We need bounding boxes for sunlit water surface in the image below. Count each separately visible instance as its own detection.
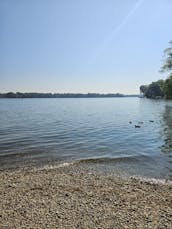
[0,98,172,180]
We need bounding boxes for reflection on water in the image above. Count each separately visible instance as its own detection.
[161,105,172,155]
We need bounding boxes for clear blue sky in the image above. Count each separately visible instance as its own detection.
[1,0,172,94]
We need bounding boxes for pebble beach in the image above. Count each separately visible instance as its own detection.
[0,164,172,229]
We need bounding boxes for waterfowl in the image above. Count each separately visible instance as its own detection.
[149,120,154,123]
[138,121,144,124]
[135,125,141,128]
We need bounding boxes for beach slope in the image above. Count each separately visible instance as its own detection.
[0,164,172,228]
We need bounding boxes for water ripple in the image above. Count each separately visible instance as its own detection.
[0,98,172,179]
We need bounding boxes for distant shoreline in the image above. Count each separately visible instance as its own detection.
[0,92,139,99]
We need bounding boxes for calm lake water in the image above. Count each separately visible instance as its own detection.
[0,98,172,180]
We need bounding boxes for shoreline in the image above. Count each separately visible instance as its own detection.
[0,163,172,228]
[1,160,171,185]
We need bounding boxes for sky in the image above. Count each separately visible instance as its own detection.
[1,0,172,94]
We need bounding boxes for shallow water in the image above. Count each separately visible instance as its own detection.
[0,98,172,180]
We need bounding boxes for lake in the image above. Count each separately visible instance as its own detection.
[0,98,172,180]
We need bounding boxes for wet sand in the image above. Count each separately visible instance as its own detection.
[0,164,172,228]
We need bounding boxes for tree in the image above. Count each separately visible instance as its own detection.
[140,40,172,99]
[145,81,164,99]
[6,92,16,98]
[160,41,172,99]
[163,75,172,99]
[140,85,148,95]
[160,40,172,74]
[140,80,164,99]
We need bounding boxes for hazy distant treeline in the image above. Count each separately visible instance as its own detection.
[0,92,138,98]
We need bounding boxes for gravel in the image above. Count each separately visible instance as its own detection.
[0,164,172,228]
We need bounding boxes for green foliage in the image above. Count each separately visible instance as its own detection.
[140,81,164,99]
[0,92,127,98]
[160,41,172,73]
[140,40,172,99]
[160,40,172,99]
[163,75,172,99]
[140,85,148,94]
[146,82,164,99]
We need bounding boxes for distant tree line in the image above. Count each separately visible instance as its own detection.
[140,41,172,99]
[0,92,133,99]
